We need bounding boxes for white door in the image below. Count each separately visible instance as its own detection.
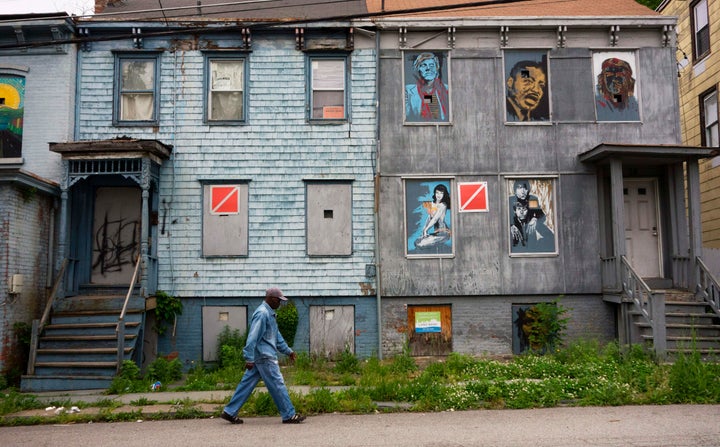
[624,179,661,278]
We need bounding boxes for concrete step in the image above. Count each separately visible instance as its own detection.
[20,375,113,392]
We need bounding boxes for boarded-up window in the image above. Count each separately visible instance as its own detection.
[0,75,25,158]
[306,182,352,256]
[203,183,249,256]
[202,306,247,361]
[309,305,354,358]
[310,58,346,120]
[407,305,452,356]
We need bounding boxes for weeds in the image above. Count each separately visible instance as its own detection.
[2,340,719,426]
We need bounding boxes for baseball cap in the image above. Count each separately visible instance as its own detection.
[266,287,287,301]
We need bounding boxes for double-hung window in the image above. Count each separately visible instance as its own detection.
[702,88,718,148]
[114,53,159,125]
[691,0,711,61]
[206,55,246,123]
[309,56,347,121]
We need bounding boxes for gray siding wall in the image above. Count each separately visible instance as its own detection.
[378,29,681,299]
[377,25,678,357]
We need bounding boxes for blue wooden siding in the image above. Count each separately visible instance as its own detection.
[76,30,378,359]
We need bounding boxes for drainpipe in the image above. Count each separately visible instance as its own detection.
[373,27,383,360]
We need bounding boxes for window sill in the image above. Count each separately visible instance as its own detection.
[0,157,23,166]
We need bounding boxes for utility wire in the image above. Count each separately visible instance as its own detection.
[0,0,531,50]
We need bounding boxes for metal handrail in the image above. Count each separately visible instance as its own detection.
[116,255,141,371]
[28,258,68,375]
[695,257,720,317]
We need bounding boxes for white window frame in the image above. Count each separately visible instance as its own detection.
[703,89,718,148]
[308,55,347,121]
[205,55,247,124]
[692,0,711,61]
[114,53,160,126]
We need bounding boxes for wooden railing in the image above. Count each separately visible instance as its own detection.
[116,255,141,372]
[601,256,620,292]
[620,256,666,357]
[696,257,720,317]
[27,259,68,375]
[672,255,691,290]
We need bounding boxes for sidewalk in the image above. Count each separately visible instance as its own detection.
[3,386,360,422]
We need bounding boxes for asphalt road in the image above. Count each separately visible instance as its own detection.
[2,404,719,447]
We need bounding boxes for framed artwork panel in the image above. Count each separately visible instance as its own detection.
[503,50,550,123]
[404,178,454,258]
[403,50,451,124]
[507,177,557,256]
[593,51,640,121]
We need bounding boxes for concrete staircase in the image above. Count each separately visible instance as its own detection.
[632,289,720,359]
[21,288,145,392]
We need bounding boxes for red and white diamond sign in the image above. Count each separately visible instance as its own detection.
[458,182,488,213]
[210,186,240,215]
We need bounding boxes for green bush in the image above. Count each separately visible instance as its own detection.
[522,298,569,353]
[154,290,183,335]
[148,357,183,384]
[216,326,247,368]
[108,360,146,394]
[277,301,299,347]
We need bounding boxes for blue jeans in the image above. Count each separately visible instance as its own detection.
[223,359,296,420]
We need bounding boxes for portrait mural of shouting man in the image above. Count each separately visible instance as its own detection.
[504,50,550,122]
[593,51,640,121]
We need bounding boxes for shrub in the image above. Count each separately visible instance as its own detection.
[154,290,183,335]
[148,357,183,384]
[276,301,299,347]
[522,298,569,353]
[216,326,247,368]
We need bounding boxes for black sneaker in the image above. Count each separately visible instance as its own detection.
[220,411,243,424]
[282,414,306,424]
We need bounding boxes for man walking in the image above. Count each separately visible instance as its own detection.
[220,287,306,424]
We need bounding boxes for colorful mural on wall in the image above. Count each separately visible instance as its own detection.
[593,51,640,121]
[403,51,450,123]
[0,76,25,158]
[504,50,550,122]
[507,178,557,255]
[405,178,453,257]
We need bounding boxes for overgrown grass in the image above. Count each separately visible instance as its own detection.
[2,340,719,425]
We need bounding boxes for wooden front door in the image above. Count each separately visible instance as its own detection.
[91,187,141,284]
[624,179,662,278]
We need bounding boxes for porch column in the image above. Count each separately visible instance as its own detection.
[610,158,626,287]
[687,159,702,289]
[57,160,69,299]
[140,158,150,297]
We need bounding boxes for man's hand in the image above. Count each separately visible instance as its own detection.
[245,362,255,370]
[289,352,297,363]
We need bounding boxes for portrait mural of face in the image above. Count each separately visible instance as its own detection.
[507,178,557,255]
[593,51,640,121]
[405,179,453,257]
[504,50,550,122]
[404,51,450,123]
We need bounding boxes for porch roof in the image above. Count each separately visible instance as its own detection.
[49,138,173,162]
[578,143,718,165]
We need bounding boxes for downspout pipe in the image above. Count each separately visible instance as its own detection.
[373,26,383,360]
